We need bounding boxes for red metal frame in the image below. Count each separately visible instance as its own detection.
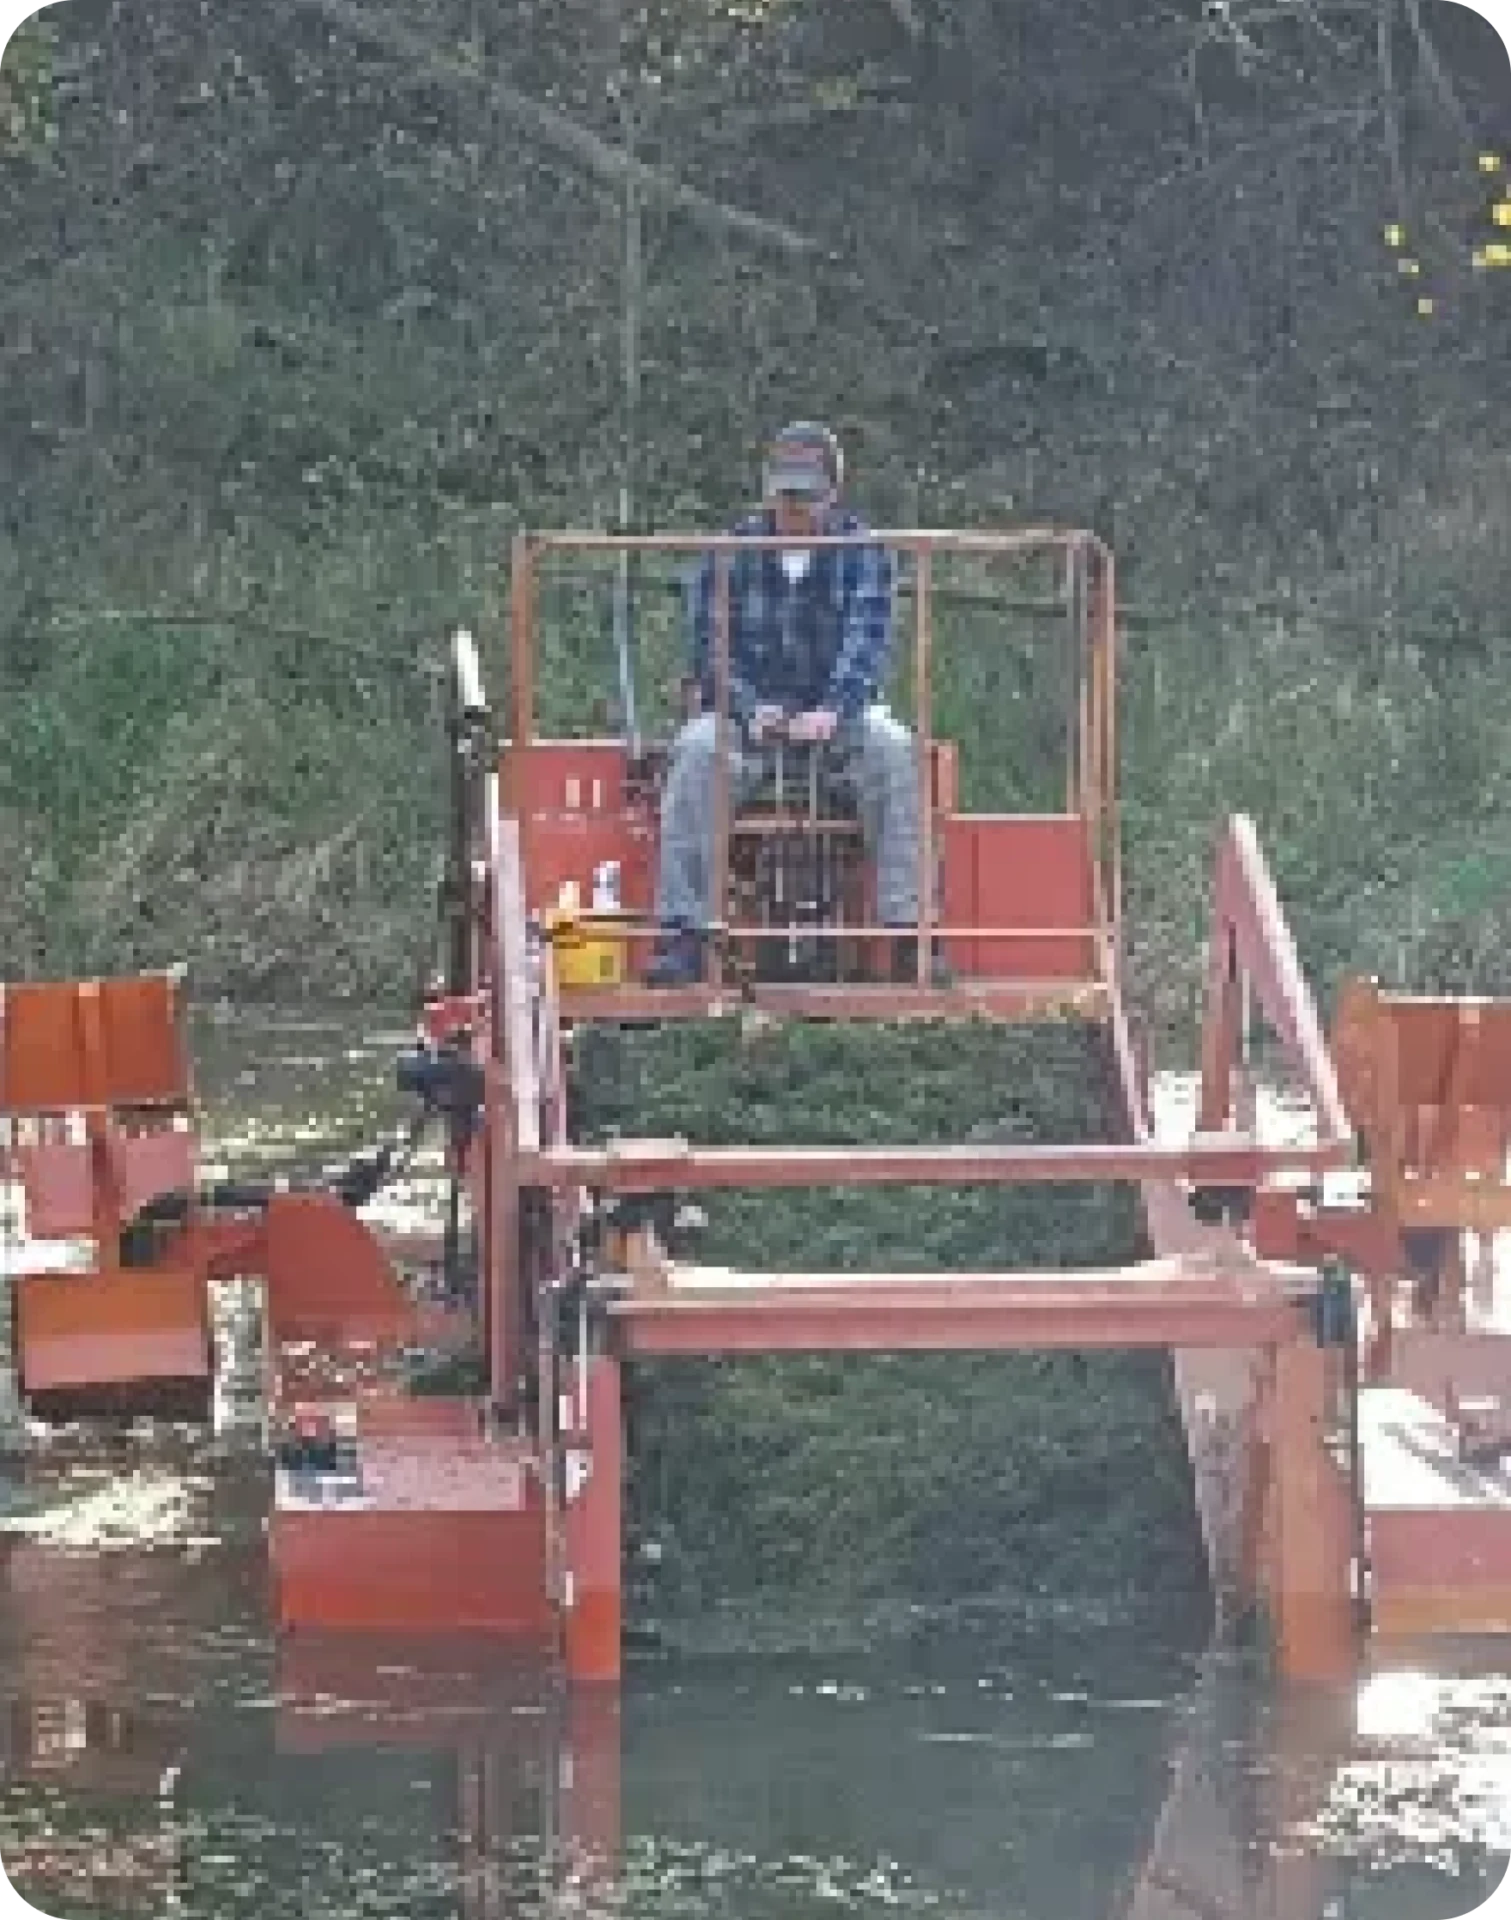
[445,538,1369,1686]
[0,538,1342,1683]
[1197,815,1351,1150]
[527,1136,1342,1193]
[504,529,1120,1007]
[1,973,423,1414]
[23,524,1511,1691]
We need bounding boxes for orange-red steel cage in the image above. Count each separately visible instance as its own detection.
[21,519,1511,1688]
[497,527,1120,1019]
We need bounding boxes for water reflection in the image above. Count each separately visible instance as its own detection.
[2,1011,1511,1917]
[5,1488,1508,1920]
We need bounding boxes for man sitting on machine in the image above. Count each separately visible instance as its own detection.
[645,420,948,987]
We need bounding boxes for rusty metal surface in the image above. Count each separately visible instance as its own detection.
[1337,984,1511,1115]
[1332,978,1511,1258]
[611,1262,1308,1356]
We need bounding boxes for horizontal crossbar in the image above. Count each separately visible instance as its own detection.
[529,1137,1344,1193]
[610,1259,1310,1354]
[555,979,1110,1024]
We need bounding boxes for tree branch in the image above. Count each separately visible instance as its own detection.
[1376,0,1410,221]
[297,0,818,260]
[1401,0,1474,141]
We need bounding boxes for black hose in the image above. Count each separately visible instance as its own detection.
[116,1108,435,1264]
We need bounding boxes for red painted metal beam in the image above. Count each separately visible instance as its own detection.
[1201,816,1352,1148]
[529,528,1103,558]
[530,1136,1344,1194]
[611,1261,1309,1355]
[555,980,1109,1025]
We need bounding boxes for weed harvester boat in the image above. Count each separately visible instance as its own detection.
[7,526,1511,1680]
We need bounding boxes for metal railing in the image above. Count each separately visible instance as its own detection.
[504,528,1120,988]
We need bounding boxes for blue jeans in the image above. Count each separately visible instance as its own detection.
[654,706,921,928]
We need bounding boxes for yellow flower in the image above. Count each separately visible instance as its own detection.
[1384,222,1406,246]
[1398,257,1420,274]
[1417,296,1435,314]
[1494,201,1511,227]
[1480,153,1503,173]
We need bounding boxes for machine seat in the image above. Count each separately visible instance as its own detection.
[725,740,868,984]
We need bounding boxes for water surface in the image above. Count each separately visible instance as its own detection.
[2,1011,1508,1919]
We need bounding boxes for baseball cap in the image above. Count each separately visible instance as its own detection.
[763,421,841,500]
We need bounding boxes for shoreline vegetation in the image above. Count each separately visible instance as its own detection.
[3,0,1508,1626]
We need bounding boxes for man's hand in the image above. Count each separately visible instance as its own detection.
[748,703,787,742]
[786,707,838,744]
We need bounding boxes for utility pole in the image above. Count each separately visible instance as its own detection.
[611,83,643,758]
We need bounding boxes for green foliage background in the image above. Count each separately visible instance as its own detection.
[573,1020,1209,1627]
[2,0,1509,1621]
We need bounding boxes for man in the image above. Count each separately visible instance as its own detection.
[646,421,948,987]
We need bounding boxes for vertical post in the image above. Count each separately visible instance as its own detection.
[913,542,933,985]
[1063,542,1081,814]
[1081,541,1105,901]
[1197,924,1240,1136]
[508,534,535,811]
[1375,996,1405,1373]
[1270,1335,1358,1683]
[77,984,122,1257]
[1098,546,1121,973]
[709,552,731,989]
[1074,539,1093,830]
[481,1055,508,1404]
[538,1206,563,1645]
[613,92,643,761]
[446,628,486,998]
[1337,1263,1368,1637]
[563,1352,623,1684]
[487,803,537,1416]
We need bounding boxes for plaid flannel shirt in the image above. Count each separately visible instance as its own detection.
[686,507,893,726]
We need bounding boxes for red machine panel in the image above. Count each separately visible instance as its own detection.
[12,1266,211,1397]
[510,739,967,928]
[1,975,188,1113]
[513,741,655,916]
[270,1397,552,1636]
[262,1190,420,1347]
[273,1507,551,1635]
[940,814,1101,981]
[1382,1002,1511,1109]
[17,1131,196,1240]
[1370,1506,1511,1637]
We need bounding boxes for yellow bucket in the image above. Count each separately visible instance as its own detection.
[544,910,625,988]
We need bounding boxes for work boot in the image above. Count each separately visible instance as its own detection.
[890,934,955,988]
[644,928,706,988]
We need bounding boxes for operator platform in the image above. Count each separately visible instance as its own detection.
[646,420,949,990]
